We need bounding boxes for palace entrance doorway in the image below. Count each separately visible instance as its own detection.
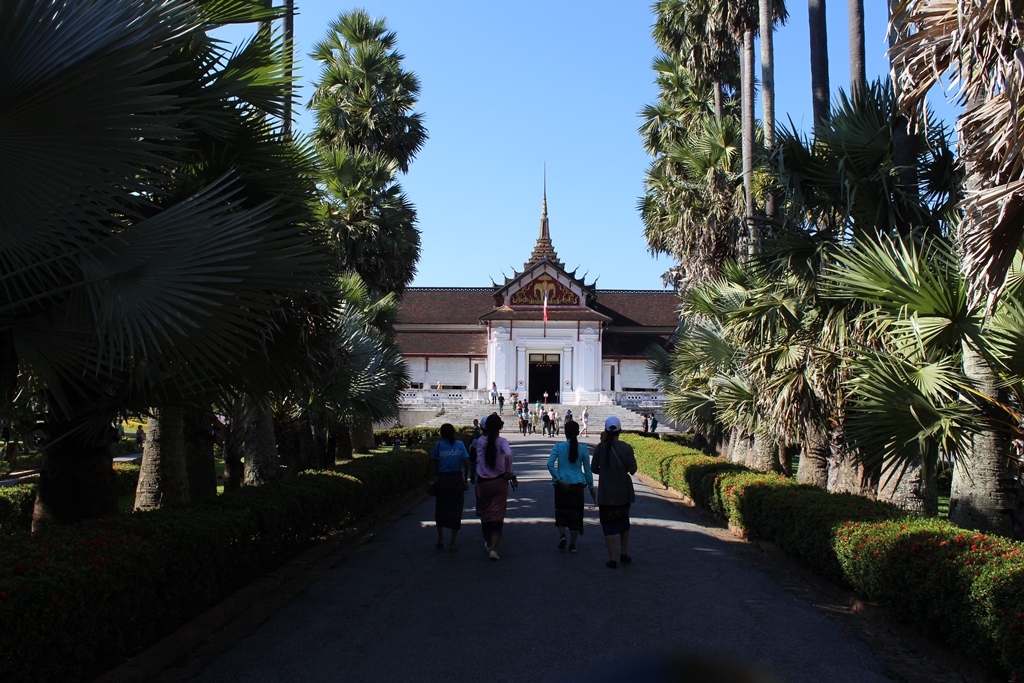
[528,353,560,403]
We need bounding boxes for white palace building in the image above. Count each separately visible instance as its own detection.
[395,193,679,410]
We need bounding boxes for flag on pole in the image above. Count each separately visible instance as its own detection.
[543,289,549,322]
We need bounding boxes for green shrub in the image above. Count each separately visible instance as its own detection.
[835,519,1024,675]
[0,484,35,533]
[374,426,473,450]
[0,449,431,682]
[624,433,1024,678]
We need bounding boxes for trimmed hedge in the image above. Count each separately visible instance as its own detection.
[0,450,431,682]
[374,425,474,450]
[623,433,1024,678]
[0,463,140,535]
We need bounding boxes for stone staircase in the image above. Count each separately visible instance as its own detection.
[413,401,674,434]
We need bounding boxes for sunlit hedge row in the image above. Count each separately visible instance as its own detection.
[0,451,431,682]
[623,433,1024,679]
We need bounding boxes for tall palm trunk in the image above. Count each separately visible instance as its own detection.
[135,406,189,511]
[243,395,279,485]
[183,408,217,501]
[746,435,779,472]
[951,345,1016,535]
[760,0,779,219]
[797,426,830,487]
[888,1,917,236]
[742,29,757,254]
[32,405,118,529]
[730,429,750,464]
[282,0,294,135]
[808,0,830,131]
[352,418,376,454]
[848,0,866,93]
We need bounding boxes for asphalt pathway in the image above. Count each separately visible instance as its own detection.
[188,431,896,683]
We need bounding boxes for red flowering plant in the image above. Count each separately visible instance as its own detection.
[967,549,1024,677]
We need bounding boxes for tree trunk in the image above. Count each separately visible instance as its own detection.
[282,0,294,135]
[848,0,866,93]
[808,0,830,132]
[887,2,918,237]
[713,78,723,120]
[337,426,353,461]
[760,0,779,219]
[243,396,278,485]
[951,345,1016,535]
[746,435,778,473]
[222,420,244,493]
[135,407,189,511]
[797,427,830,488]
[730,430,750,464]
[878,454,936,516]
[352,418,375,454]
[830,441,877,498]
[183,408,217,501]
[742,29,757,254]
[32,414,118,530]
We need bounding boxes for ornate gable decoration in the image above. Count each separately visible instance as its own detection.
[509,273,579,306]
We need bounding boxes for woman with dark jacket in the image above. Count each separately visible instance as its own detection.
[590,416,637,568]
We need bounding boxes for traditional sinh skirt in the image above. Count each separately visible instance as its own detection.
[598,504,631,536]
[553,483,585,533]
[476,475,509,537]
[434,472,466,530]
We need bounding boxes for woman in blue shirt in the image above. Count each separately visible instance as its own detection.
[546,420,595,552]
[431,423,470,552]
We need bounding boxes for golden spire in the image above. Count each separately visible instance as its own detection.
[526,167,563,269]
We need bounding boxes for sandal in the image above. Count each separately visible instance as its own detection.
[605,560,617,569]
[620,554,632,565]
[435,542,445,550]
[558,536,567,550]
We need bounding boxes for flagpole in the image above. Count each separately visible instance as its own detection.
[543,289,548,337]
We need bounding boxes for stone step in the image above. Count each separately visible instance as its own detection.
[409,402,675,433]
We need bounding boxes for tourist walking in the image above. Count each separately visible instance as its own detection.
[581,406,590,436]
[475,413,517,561]
[591,416,637,569]
[641,413,649,433]
[430,423,470,552]
[531,408,539,435]
[650,413,659,433]
[491,382,498,405]
[546,420,595,553]
[542,409,551,437]
[497,393,505,414]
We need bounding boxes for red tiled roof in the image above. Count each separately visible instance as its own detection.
[395,331,487,356]
[602,331,673,357]
[590,290,680,327]
[479,306,612,322]
[397,288,495,325]
[398,288,679,329]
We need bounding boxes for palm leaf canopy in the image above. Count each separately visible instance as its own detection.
[0,0,333,415]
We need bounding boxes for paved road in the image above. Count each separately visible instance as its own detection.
[189,432,895,683]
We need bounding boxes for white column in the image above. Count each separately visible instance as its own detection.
[562,346,573,398]
[516,346,527,396]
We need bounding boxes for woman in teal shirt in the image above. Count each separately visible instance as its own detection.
[546,420,595,552]
[431,423,470,552]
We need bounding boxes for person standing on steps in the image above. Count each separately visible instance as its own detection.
[580,406,590,436]
[546,420,595,553]
[650,413,658,433]
[430,423,470,552]
[475,413,517,561]
[491,382,498,405]
[497,393,505,414]
[591,416,637,569]
[641,413,649,433]
[531,407,539,435]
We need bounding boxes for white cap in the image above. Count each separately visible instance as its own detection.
[605,416,621,432]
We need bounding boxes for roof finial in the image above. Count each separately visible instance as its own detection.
[539,164,549,240]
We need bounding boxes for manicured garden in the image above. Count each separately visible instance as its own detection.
[0,449,432,682]
[623,433,1024,680]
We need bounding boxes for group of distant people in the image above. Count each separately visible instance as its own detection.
[640,412,659,433]
[429,412,636,568]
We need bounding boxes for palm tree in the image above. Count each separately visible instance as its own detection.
[309,9,427,173]
[888,1,1024,533]
[1,0,333,525]
[759,0,788,219]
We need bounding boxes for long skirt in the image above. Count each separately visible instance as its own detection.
[434,472,466,530]
[598,504,631,536]
[554,483,585,533]
[476,475,509,537]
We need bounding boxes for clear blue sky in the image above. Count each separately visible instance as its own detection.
[222,1,962,291]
